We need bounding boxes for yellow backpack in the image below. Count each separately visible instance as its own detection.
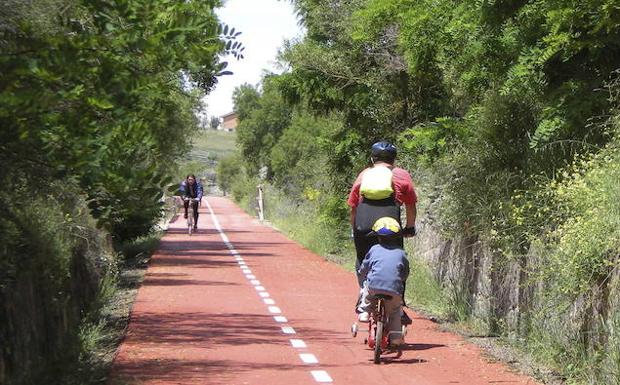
[360,166,394,200]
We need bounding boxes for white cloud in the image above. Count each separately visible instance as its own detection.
[204,0,304,119]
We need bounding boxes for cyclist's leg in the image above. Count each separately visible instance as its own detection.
[192,201,199,227]
[357,281,371,314]
[385,295,403,338]
[353,230,377,287]
[183,199,189,218]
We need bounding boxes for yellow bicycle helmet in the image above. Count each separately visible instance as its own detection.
[371,217,401,236]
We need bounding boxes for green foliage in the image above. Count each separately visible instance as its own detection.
[234,78,293,174]
[231,1,620,382]
[262,184,352,264]
[402,253,449,318]
[398,117,470,166]
[0,182,115,385]
[270,112,336,193]
[1,0,235,383]
[1,0,228,241]
[533,135,620,298]
[216,153,245,196]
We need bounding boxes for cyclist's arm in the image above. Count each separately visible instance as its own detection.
[178,182,187,197]
[197,183,204,201]
[405,203,416,228]
[347,172,363,224]
[401,257,410,281]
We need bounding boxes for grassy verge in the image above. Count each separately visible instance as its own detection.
[63,232,161,385]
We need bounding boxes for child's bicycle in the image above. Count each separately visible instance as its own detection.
[351,294,407,364]
[184,197,199,235]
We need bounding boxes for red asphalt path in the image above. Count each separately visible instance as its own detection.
[109,196,543,385]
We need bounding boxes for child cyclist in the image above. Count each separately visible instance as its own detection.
[357,217,410,345]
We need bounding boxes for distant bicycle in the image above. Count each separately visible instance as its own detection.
[351,294,406,364]
[184,197,200,235]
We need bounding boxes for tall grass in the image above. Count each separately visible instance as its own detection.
[262,185,353,266]
[403,253,450,318]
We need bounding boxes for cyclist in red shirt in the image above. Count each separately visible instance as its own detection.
[348,141,417,286]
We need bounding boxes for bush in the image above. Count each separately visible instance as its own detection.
[0,181,115,385]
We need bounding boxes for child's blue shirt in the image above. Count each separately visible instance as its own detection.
[358,243,409,296]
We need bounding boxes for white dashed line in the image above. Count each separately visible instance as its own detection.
[311,370,333,383]
[300,353,319,364]
[205,199,332,384]
[268,306,281,314]
[290,339,307,348]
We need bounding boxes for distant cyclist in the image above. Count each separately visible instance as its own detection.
[179,174,203,230]
[348,141,417,286]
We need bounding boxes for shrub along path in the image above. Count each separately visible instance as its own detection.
[108,196,542,385]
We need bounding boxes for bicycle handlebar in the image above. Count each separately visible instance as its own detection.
[402,227,416,237]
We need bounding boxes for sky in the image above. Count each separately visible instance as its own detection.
[203,0,304,121]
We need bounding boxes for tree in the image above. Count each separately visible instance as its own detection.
[210,116,221,130]
[234,77,293,175]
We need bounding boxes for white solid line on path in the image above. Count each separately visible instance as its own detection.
[268,306,282,314]
[259,292,270,298]
[290,339,307,348]
[274,316,287,323]
[246,274,256,279]
[281,326,296,334]
[311,370,333,383]
[264,298,276,305]
[255,286,266,291]
[250,279,261,285]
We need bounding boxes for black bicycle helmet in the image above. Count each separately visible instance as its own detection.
[370,141,397,163]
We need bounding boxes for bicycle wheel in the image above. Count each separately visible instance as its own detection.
[374,320,383,364]
[188,215,193,235]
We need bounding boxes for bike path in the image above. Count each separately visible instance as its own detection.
[109,196,542,385]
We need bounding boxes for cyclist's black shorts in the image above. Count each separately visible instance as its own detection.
[353,196,402,263]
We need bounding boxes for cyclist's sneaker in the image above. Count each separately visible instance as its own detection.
[193,224,197,230]
[401,312,412,325]
[358,312,369,323]
[184,212,188,219]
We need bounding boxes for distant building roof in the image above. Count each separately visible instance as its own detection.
[221,111,237,119]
